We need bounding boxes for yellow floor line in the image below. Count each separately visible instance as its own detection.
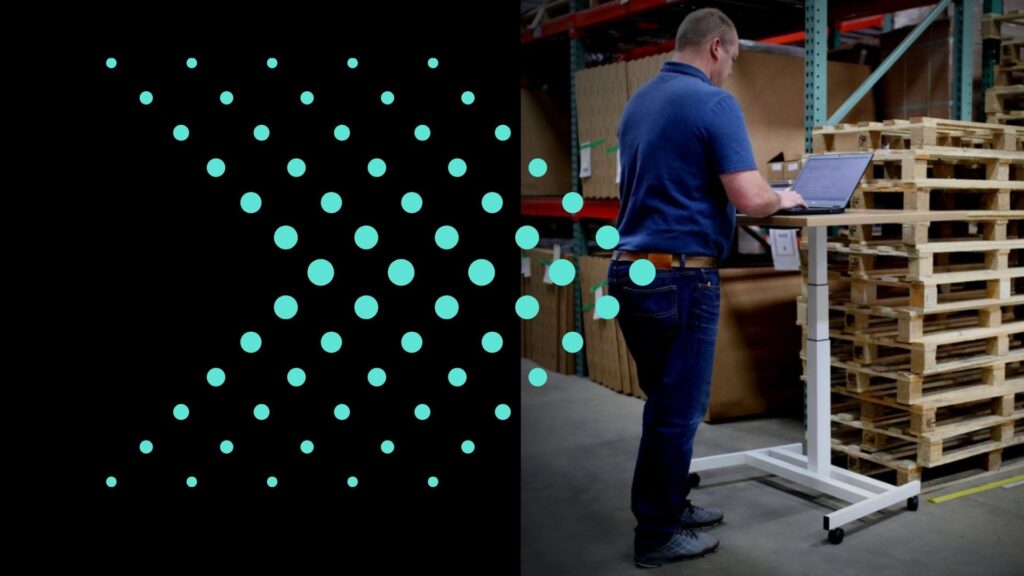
[928,474,1024,504]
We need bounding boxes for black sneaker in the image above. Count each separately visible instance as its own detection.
[679,503,724,529]
[634,528,719,568]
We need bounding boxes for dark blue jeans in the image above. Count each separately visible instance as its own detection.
[607,261,721,553]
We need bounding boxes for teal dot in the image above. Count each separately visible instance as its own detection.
[274,225,298,250]
[528,367,548,387]
[173,125,190,141]
[562,331,584,354]
[139,440,154,454]
[253,404,270,420]
[334,404,351,420]
[629,260,656,286]
[288,158,306,177]
[139,91,153,105]
[495,125,511,141]
[106,476,117,488]
[186,476,198,488]
[240,192,262,214]
[367,158,387,177]
[347,57,358,69]
[562,192,584,214]
[300,440,314,454]
[516,296,540,320]
[287,368,307,387]
[347,476,359,488]
[267,57,278,69]
[307,259,335,286]
[448,368,467,387]
[354,226,379,249]
[300,91,314,105]
[206,368,226,387]
[173,403,190,420]
[321,331,343,353]
[207,158,226,178]
[482,332,503,353]
[528,158,548,178]
[448,158,467,177]
[254,124,270,141]
[334,124,351,141]
[186,57,198,69]
[481,192,503,213]
[402,332,423,353]
[240,331,262,353]
[435,226,459,250]
[381,440,395,454]
[549,260,576,287]
[516,225,539,250]
[427,57,439,69]
[402,192,423,213]
[105,57,117,69]
[461,440,476,454]
[274,295,298,320]
[461,91,476,105]
[435,295,459,320]
[321,192,342,213]
[414,404,431,420]
[495,404,512,421]
[468,259,495,286]
[596,295,620,320]
[381,91,395,105]
[367,368,387,387]
[596,226,620,250]
[267,476,279,488]
[220,91,234,105]
[388,259,415,286]
[414,125,431,141]
[427,476,439,488]
[355,295,379,320]
[220,440,234,454]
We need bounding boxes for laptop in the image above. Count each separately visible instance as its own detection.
[773,152,874,215]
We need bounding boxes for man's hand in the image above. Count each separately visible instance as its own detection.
[776,190,807,211]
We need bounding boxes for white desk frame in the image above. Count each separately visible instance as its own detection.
[691,210,977,541]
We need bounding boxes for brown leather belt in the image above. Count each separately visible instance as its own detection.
[612,250,718,270]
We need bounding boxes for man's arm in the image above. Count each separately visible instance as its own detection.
[721,170,806,217]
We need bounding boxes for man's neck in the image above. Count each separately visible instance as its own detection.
[670,51,712,81]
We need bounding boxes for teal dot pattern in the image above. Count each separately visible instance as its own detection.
[101,54,524,493]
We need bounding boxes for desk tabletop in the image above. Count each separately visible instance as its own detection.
[738,209,984,227]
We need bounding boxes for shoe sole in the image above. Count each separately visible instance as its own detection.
[681,518,723,530]
[634,541,720,569]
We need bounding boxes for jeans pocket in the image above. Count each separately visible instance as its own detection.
[620,284,679,337]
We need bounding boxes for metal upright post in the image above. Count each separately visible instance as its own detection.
[982,1,1004,105]
[805,0,827,154]
[570,0,588,377]
[952,0,975,120]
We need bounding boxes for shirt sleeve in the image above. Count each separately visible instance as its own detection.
[705,93,758,175]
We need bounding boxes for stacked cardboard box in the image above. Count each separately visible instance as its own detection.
[523,248,576,375]
[575,62,628,199]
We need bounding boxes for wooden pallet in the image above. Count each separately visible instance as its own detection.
[981,11,1024,40]
[985,85,1024,115]
[988,111,1024,126]
[995,62,1024,87]
[1002,38,1023,66]
[813,118,1023,154]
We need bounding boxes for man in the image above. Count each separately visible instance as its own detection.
[607,8,806,568]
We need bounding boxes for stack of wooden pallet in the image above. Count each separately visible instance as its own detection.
[983,10,1023,126]
[805,118,1024,486]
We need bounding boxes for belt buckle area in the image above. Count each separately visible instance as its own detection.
[648,252,673,270]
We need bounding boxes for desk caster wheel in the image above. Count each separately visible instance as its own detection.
[907,496,919,511]
[828,528,844,545]
[689,472,701,488]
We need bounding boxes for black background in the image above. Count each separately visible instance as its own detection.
[12,5,519,570]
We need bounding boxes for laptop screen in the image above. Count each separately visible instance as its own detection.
[792,153,873,205]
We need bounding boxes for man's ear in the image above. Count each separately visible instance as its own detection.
[709,37,721,60]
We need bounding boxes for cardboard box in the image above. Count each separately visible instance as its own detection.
[522,88,572,197]
[706,267,804,421]
[524,248,576,374]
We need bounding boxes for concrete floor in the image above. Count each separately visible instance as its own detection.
[521,358,1024,576]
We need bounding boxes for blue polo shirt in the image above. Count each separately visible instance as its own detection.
[616,61,757,261]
